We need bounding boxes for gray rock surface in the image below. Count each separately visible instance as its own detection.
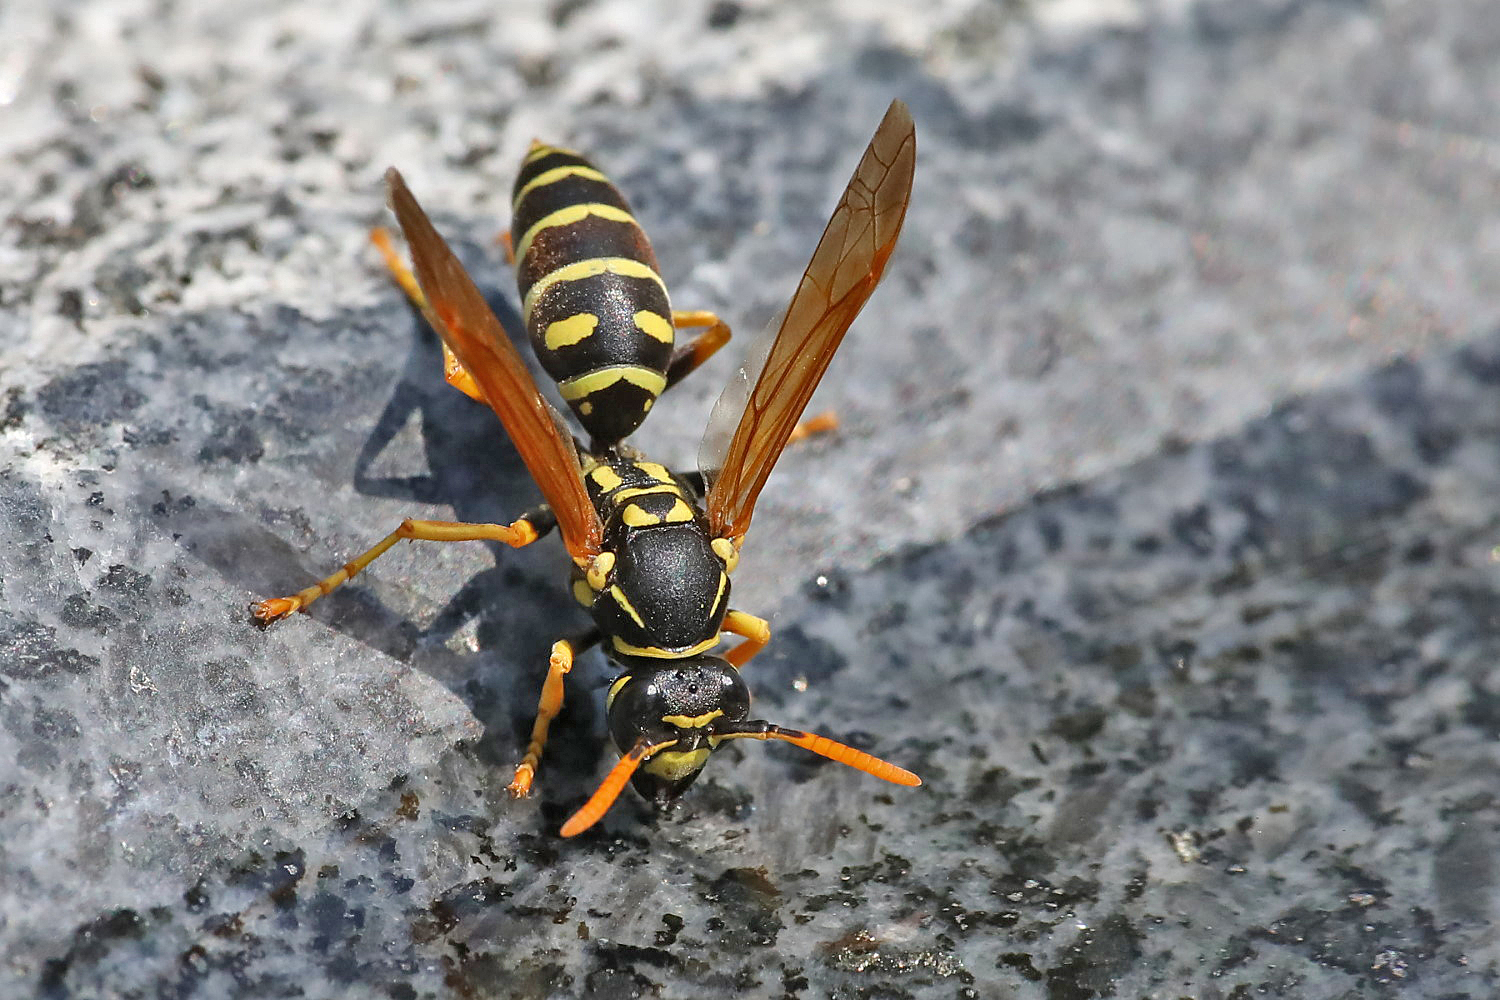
[2,0,1498,996]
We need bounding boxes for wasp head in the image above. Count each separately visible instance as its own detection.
[558,654,921,838]
[604,655,749,806]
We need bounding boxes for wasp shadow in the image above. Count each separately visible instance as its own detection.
[342,280,606,785]
[159,265,608,802]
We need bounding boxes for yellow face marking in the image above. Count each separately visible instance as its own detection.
[606,674,632,709]
[665,498,694,523]
[512,165,609,210]
[661,709,723,729]
[522,258,667,325]
[635,462,673,483]
[632,310,674,344]
[610,635,719,659]
[711,537,740,573]
[621,504,661,528]
[609,586,645,627]
[515,203,638,264]
[572,578,595,609]
[579,401,593,415]
[643,747,711,783]
[557,365,667,402]
[586,552,615,590]
[542,312,600,351]
[589,465,625,492]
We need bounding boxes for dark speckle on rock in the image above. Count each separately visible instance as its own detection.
[197,411,266,464]
[0,618,100,681]
[37,361,146,434]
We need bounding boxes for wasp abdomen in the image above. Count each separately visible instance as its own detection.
[512,144,674,443]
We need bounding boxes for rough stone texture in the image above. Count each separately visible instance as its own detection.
[2,0,1498,997]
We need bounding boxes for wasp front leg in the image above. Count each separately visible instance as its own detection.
[509,629,602,797]
[722,609,771,668]
[253,506,556,624]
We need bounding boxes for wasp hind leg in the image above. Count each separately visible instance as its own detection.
[664,311,732,389]
[665,310,835,440]
[786,409,838,443]
[509,629,603,797]
[370,227,487,402]
[252,506,556,624]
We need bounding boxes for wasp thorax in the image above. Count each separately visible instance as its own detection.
[591,525,730,654]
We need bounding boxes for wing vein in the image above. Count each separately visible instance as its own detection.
[702,100,916,540]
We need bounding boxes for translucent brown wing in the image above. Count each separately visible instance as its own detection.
[700,100,916,540]
[386,168,603,558]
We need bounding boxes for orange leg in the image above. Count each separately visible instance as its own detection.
[665,310,733,389]
[722,609,770,668]
[371,227,485,401]
[253,514,548,624]
[508,631,600,796]
[786,409,839,444]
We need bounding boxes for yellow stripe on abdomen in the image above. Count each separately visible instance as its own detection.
[512,165,610,208]
[633,310,674,344]
[514,202,640,264]
[557,365,667,402]
[522,257,668,326]
[542,313,600,350]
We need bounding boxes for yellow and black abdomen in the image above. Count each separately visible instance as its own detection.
[511,144,674,444]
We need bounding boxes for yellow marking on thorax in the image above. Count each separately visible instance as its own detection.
[512,165,609,209]
[711,537,740,573]
[572,578,595,608]
[635,462,673,483]
[611,635,719,658]
[609,586,645,627]
[543,313,600,350]
[633,310,674,344]
[558,365,666,402]
[662,709,723,729]
[664,498,694,523]
[606,674,632,709]
[522,258,667,325]
[712,571,727,611]
[621,504,660,528]
[584,551,615,590]
[515,203,638,264]
[589,465,625,492]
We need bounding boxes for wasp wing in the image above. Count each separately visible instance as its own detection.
[699,100,915,540]
[386,168,603,558]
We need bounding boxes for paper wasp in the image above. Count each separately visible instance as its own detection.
[254,100,920,836]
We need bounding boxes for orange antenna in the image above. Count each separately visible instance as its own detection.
[560,738,678,838]
[717,723,921,786]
